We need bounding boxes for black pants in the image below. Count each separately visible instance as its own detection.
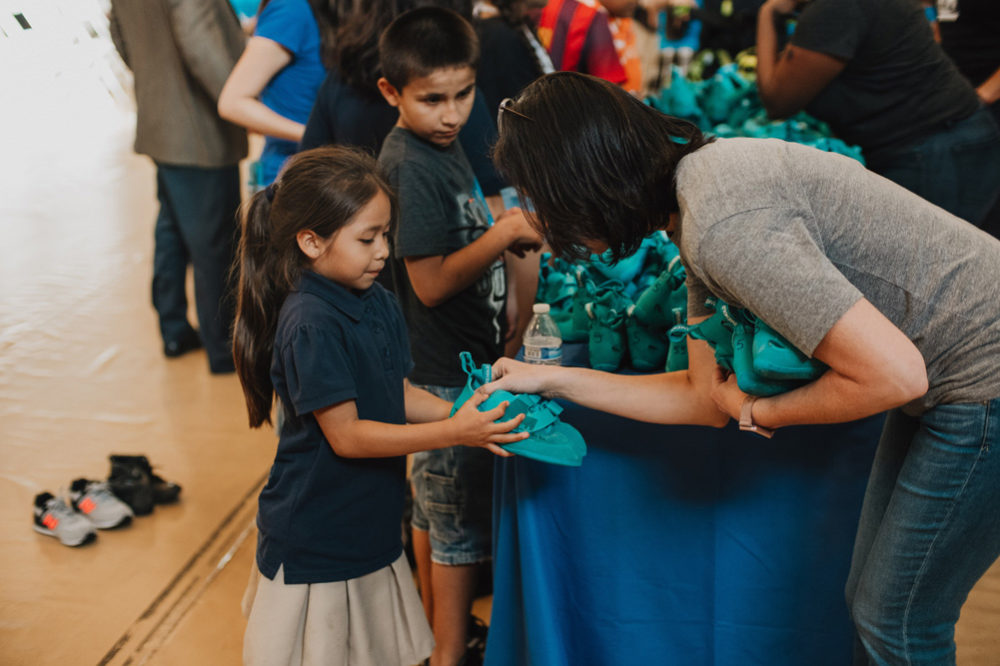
[153,162,240,373]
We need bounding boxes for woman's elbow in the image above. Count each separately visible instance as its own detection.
[885,356,929,407]
[217,95,234,122]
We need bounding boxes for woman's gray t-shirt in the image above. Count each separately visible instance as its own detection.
[673,138,1000,414]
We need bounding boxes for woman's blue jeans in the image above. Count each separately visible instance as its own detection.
[845,398,1000,664]
[866,106,1000,230]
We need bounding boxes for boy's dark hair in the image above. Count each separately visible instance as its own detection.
[492,72,714,261]
[232,146,396,428]
[378,6,480,90]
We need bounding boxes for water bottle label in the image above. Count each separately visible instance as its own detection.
[524,345,563,363]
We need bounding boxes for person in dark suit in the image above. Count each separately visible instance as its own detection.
[109,0,248,373]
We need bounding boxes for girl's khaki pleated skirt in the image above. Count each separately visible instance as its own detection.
[241,554,434,666]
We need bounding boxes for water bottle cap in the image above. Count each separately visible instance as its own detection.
[532,303,550,314]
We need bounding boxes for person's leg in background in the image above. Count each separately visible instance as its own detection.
[409,384,494,666]
[847,399,1000,665]
[869,107,1000,236]
[156,163,242,373]
[152,163,200,356]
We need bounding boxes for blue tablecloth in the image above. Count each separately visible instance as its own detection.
[486,345,884,665]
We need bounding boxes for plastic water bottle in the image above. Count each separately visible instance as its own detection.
[523,303,563,365]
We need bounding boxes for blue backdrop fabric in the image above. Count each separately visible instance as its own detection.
[486,345,883,665]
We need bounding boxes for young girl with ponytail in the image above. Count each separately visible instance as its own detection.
[232,146,525,666]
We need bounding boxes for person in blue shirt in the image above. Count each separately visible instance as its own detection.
[219,0,337,187]
[232,146,526,666]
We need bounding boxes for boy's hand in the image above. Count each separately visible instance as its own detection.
[450,391,526,456]
[496,208,543,257]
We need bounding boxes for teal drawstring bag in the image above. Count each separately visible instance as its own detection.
[450,352,587,466]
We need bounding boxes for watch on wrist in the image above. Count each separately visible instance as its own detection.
[739,395,774,438]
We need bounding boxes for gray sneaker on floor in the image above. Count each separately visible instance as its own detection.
[33,492,97,546]
[68,479,134,529]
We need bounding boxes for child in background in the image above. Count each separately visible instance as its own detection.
[232,146,527,666]
[375,8,543,666]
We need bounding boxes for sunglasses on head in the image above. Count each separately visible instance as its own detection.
[497,97,533,127]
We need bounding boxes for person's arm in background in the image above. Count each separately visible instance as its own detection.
[503,248,542,358]
[168,0,246,100]
[976,65,1000,106]
[755,0,846,118]
[108,5,129,68]
[218,36,303,141]
[709,299,927,429]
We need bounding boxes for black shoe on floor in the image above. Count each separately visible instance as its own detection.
[164,328,202,358]
[110,454,181,505]
[107,465,155,516]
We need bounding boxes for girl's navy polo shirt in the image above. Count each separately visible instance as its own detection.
[257,271,414,584]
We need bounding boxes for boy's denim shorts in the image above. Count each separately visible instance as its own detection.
[410,384,494,566]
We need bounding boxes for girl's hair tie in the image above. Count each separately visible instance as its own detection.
[264,183,277,202]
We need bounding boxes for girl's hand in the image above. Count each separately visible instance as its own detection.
[709,365,744,422]
[450,391,525,456]
[483,357,560,397]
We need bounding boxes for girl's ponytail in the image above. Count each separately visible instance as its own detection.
[233,189,291,428]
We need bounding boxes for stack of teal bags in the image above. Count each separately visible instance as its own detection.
[535,232,690,373]
[673,297,827,397]
[535,234,828,397]
[647,61,865,164]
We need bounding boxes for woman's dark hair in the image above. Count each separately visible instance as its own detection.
[232,146,396,428]
[379,6,480,90]
[334,0,411,96]
[492,72,713,261]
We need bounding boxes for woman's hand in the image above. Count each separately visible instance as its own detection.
[449,391,524,456]
[709,366,745,422]
[483,357,562,398]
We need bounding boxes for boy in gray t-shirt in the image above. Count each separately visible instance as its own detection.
[375,9,542,665]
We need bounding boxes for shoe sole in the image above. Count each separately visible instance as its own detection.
[87,514,133,529]
[33,524,97,547]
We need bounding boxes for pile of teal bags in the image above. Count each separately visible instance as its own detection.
[647,62,865,164]
[674,297,827,396]
[535,237,828,397]
[535,233,689,373]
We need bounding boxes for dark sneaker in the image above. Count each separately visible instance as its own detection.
[462,615,489,666]
[163,327,202,358]
[110,454,181,505]
[33,492,97,547]
[68,479,133,529]
[107,464,155,516]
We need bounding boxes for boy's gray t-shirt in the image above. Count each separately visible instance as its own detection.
[378,126,506,386]
[674,138,1000,414]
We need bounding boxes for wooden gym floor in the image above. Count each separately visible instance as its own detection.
[0,2,995,664]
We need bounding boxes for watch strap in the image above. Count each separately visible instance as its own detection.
[739,395,774,438]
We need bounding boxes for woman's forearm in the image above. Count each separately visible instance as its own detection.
[218,96,305,142]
